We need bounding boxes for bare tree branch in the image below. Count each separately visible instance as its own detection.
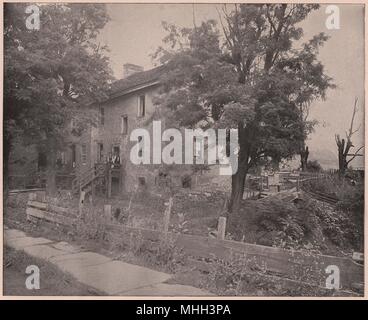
[347,97,359,139]
[346,145,364,165]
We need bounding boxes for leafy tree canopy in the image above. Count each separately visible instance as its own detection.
[4,3,113,152]
[153,4,334,210]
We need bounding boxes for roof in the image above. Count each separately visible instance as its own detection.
[108,65,166,99]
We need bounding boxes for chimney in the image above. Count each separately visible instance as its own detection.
[123,63,144,78]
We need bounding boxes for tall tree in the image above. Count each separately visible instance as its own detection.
[335,98,364,176]
[300,145,309,171]
[4,3,113,195]
[154,4,334,212]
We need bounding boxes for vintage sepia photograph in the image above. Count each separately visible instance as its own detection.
[2,2,365,298]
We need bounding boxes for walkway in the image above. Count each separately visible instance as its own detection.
[4,227,212,296]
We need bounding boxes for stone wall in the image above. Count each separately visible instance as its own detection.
[91,84,163,193]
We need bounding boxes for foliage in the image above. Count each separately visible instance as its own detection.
[153,4,334,210]
[227,190,363,254]
[75,206,108,242]
[120,233,187,273]
[206,253,254,295]
[4,246,102,295]
[4,3,113,192]
[171,213,190,234]
[148,234,187,272]
[306,160,322,172]
[204,252,330,296]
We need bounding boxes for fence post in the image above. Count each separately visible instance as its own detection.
[163,197,173,233]
[217,216,227,240]
[104,204,112,221]
[296,176,300,191]
[260,176,263,192]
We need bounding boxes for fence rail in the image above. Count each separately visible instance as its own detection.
[24,198,363,292]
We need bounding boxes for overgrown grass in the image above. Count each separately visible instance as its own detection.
[302,173,364,251]
[227,190,363,255]
[202,252,355,297]
[3,246,102,296]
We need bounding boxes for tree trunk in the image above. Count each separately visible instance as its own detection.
[228,164,248,213]
[228,123,250,213]
[46,140,57,196]
[338,150,347,177]
[300,145,309,171]
[3,133,12,207]
[336,138,347,177]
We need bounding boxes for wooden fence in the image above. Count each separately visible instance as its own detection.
[25,198,364,293]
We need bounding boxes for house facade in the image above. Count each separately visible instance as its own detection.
[72,63,194,196]
[87,64,166,195]
[8,63,197,194]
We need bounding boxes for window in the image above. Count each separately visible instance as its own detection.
[56,151,66,168]
[97,143,104,162]
[100,107,105,125]
[138,177,146,186]
[113,146,120,155]
[138,95,146,117]
[194,136,204,161]
[121,115,128,134]
[81,144,87,165]
[71,118,77,130]
[38,152,47,170]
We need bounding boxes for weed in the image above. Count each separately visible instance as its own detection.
[142,234,187,273]
[75,205,108,243]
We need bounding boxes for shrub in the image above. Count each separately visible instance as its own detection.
[227,188,363,254]
[206,253,252,295]
[307,160,322,172]
[228,198,319,249]
[75,205,108,242]
[302,174,363,250]
[143,234,187,273]
[204,252,329,296]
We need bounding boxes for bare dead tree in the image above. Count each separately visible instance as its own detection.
[335,98,364,176]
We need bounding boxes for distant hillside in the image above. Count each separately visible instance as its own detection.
[309,148,338,169]
[283,147,364,171]
[309,148,364,170]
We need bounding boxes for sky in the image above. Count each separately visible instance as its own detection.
[98,4,365,168]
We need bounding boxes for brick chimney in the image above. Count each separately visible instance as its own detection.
[123,63,144,78]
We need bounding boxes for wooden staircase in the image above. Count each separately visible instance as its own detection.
[71,164,107,196]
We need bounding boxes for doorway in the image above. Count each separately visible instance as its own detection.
[97,143,104,163]
[113,145,120,156]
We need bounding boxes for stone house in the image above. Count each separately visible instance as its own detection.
[87,64,166,195]
[72,63,195,196]
[8,63,202,194]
